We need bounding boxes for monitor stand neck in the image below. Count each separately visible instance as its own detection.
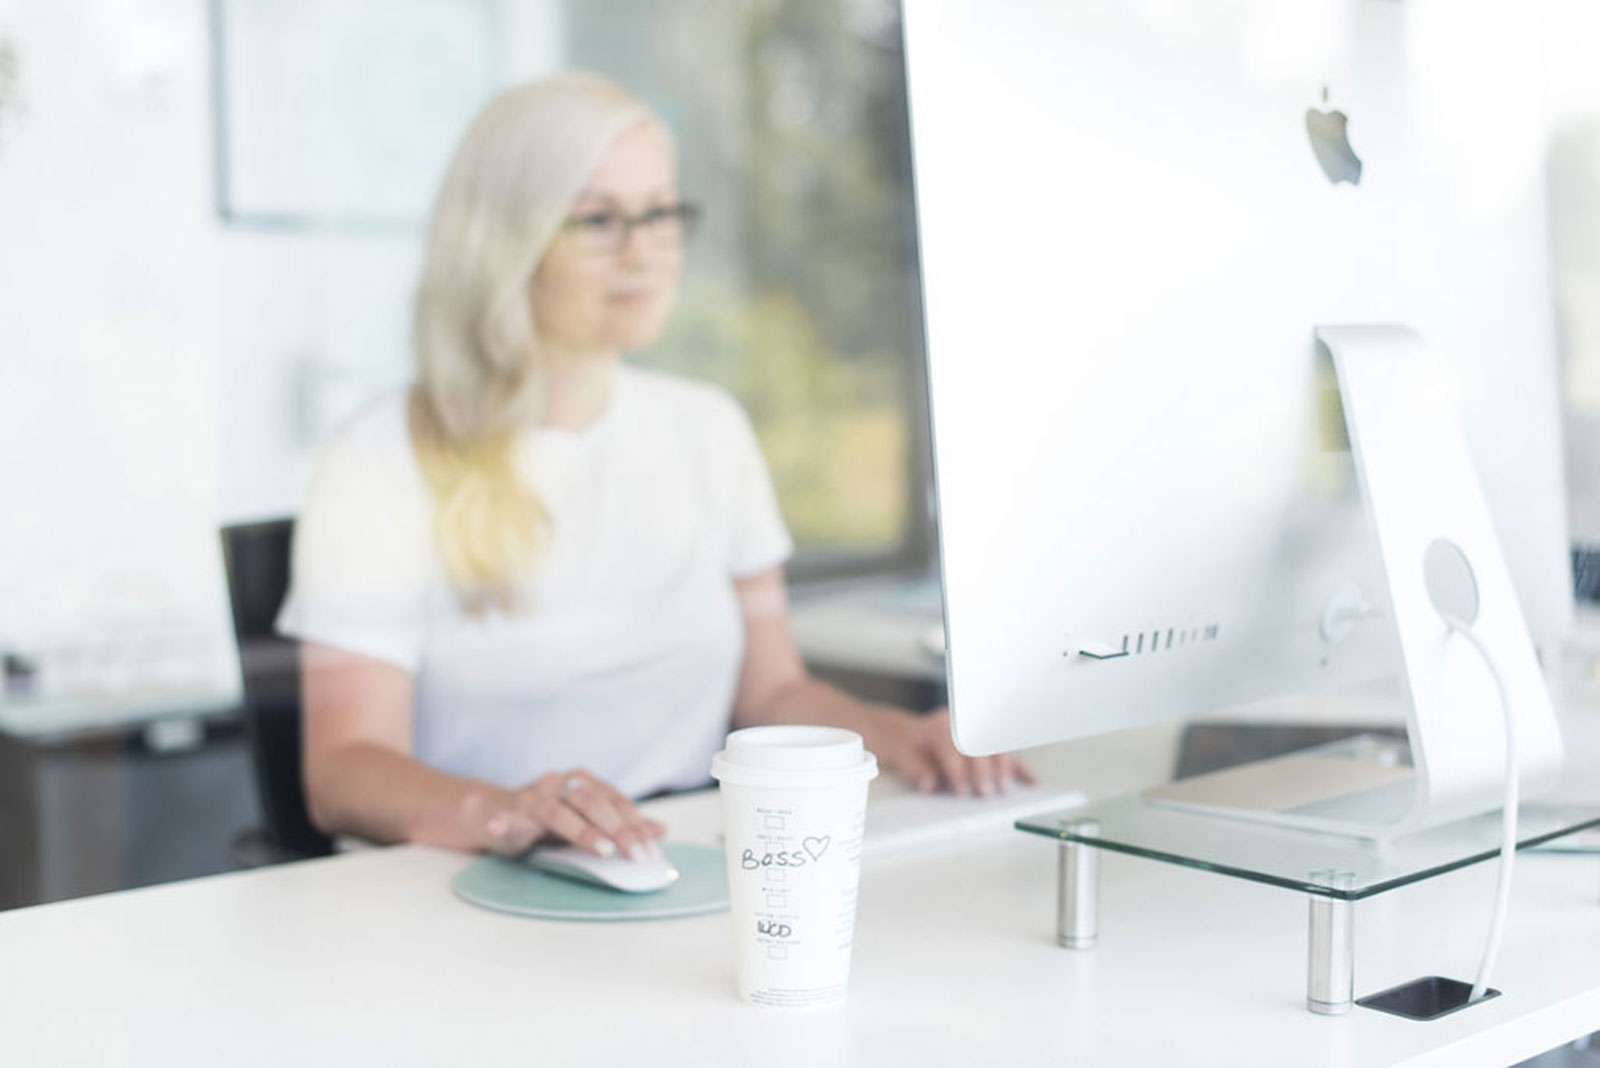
[1147,325,1563,840]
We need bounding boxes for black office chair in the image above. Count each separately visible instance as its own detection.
[220,519,335,865]
[1576,546,1600,604]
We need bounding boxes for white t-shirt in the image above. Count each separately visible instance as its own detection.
[276,365,794,798]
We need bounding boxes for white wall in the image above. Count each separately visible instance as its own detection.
[0,0,561,704]
[0,0,234,695]
[1540,0,1600,544]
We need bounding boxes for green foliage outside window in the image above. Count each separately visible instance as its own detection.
[572,0,923,564]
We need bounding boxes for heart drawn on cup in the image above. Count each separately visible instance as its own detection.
[802,836,831,862]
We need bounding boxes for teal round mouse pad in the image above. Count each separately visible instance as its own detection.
[451,843,729,921]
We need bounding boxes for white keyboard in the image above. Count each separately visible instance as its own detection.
[862,783,1087,859]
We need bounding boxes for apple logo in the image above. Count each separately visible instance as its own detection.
[1305,87,1362,186]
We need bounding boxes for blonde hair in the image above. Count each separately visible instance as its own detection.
[410,73,658,613]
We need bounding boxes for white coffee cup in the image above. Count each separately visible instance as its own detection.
[710,726,879,1008]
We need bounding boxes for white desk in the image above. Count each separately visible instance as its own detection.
[0,689,239,743]
[789,576,946,684]
[3,723,1600,1068]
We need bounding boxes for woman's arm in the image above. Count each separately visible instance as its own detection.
[728,569,1031,796]
[299,642,662,856]
[300,641,518,848]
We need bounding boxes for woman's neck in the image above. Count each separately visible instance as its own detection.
[539,351,620,431]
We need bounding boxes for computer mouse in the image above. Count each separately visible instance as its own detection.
[524,844,680,894]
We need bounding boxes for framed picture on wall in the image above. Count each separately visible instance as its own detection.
[210,0,502,229]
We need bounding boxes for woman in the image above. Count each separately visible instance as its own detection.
[278,73,1028,865]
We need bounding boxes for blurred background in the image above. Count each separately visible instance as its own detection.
[0,0,1596,909]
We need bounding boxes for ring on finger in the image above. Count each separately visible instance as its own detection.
[559,774,585,802]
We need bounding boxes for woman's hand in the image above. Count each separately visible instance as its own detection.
[866,707,1034,796]
[473,768,667,860]
[728,570,1034,798]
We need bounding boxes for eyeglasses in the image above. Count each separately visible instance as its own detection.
[560,202,703,256]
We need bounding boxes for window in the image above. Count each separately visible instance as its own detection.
[562,0,932,578]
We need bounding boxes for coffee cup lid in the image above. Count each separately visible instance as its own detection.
[710,726,879,788]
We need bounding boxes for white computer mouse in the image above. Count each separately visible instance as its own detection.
[524,844,680,894]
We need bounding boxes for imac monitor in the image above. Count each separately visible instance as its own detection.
[902,0,1574,835]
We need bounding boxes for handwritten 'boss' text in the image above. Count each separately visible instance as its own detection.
[740,848,808,870]
[739,836,831,871]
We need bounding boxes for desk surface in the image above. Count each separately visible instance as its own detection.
[5,721,1600,1068]
[0,688,240,743]
[789,576,947,683]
